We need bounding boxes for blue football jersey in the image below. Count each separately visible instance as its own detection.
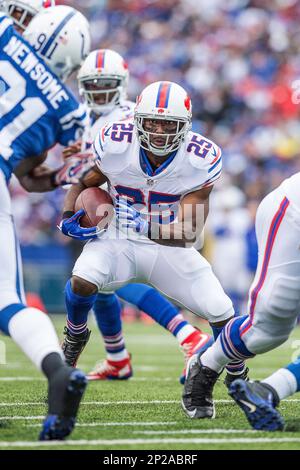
[0,13,88,181]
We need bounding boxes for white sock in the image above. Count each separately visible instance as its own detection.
[107,350,129,362]
[176,325,196,344]
[263,368,297,400]
[8,308,63,371]
[200,336,229,373]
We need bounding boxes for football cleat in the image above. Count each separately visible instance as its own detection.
[224,366,250,389]
[182,355,219,419]
[61,327,91,367]
[228,379,284,431]
[87,356,133,381]
[180,330,214,384]
[40,368,87,440]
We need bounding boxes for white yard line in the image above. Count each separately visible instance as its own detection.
[133,429,261,435]
[0,376,175,382]
[0,416,44,421]
[26,421,178,428]
[0,437,300,447]
[0,377,45,381]
[0,398,300,408]
[0,400,180,407]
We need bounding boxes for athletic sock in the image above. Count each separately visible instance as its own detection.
[65,279,97,335]
[202,316,254,373]
[117,283,198,343]
[263,367,298,400]
[8,307,63,370]
[93,292,129,361]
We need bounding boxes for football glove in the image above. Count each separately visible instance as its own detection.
[62,141,83,159]
[115,200,149,236]
[58,209,104,241]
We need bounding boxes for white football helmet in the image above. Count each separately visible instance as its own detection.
[23,5,91,82]
[4,0,50,31]
[78,49,129,114]
[134,81,192,156]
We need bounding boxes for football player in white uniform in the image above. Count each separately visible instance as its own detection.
[78,49,134,149]
[182,172,300,427]
[62,48,134,159]
[0,6,91,439]
[59,80,248,402]
[61,50,214,383]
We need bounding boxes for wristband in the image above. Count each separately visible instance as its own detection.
[62,211,75,220]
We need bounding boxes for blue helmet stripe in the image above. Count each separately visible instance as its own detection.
[41,10,76,56]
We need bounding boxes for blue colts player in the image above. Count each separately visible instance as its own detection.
[0,6,91,440]
[61,48,214,383]
[59,80,248,400]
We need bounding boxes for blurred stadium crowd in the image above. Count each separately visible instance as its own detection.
[10,0,300,310]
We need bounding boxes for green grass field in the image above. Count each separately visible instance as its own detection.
[1,315,300,450]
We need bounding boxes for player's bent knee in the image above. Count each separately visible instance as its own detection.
[244,331,289,355]
[0,303,27,335]
[205,295,234,324]
[266,275,300,320]
[244,274,300,354]
[243,319,293,355]
[71,276,98,296]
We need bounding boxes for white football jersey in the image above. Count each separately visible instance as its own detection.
[279,172,300,211]
[81,101,135,151]
[93,119,222,242]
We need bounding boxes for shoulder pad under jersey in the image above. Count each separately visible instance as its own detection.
[184,131,222,188]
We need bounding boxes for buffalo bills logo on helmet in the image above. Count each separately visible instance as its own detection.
[184,96,191,111]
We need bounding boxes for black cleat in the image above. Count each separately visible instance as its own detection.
[229,379,284,431]
[40,367,87,440]
[181,354,219,419]
[62,327,91,367]
[224,366,249,389]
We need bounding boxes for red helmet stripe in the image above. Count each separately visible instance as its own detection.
[96,50,105,69]
[156,82,171,108]
[43,0,54,7]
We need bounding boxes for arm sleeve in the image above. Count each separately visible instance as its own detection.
[200,144,222,189]
[57,103,89,146]
[93,124,111,172]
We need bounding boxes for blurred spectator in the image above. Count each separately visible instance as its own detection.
[208,184,253,313]
[10,0,300,307]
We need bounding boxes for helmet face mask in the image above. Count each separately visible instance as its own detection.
[134,81,192,157]
[6,0,45,32]
[136,115,190,156]
[79,76,123,113]
[77,49,129,114]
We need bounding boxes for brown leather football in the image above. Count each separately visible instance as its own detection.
[75,187,114,229]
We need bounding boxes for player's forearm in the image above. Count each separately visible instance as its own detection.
[62,167,106,215]
[17,172,57,193]
[63,182,86,215]
[149,198,209,247]
[148,220,199,247]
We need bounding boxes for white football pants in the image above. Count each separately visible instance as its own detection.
[73,233,234,324]
[240,186,300,354]
[0,170,26,311]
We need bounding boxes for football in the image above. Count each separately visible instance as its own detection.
[75,187,114,229]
